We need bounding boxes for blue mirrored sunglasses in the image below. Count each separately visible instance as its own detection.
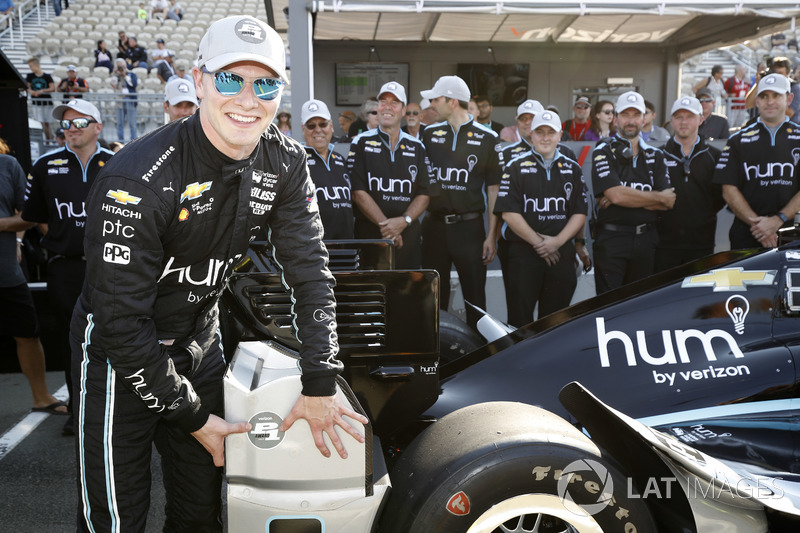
[202,66,284,101]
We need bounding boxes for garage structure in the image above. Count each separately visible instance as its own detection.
[280,0,800,123]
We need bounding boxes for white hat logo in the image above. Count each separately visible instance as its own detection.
[542,112,553,121]
[235,19,265,43]
[766,76,776,85]
[178,83,189,93]
[524,102,533,109]
[388,83,396,90]
[308,103,318,111]
[627,94,637,102]
[681,98,690,105]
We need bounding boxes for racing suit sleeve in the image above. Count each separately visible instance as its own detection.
[711,138,740,187]
[591,142,622,196]
[267,153,342,397]
[81,175,210,433]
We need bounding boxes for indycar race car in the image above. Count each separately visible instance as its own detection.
[219,238,800,532]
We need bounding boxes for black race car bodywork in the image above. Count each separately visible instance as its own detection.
[222,239,800,531]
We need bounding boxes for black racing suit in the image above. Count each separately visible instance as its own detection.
[70,115,341,532]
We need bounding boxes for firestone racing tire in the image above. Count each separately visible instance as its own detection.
[439,310,484,364]
[378,402,656,533]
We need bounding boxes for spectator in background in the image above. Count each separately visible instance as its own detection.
[110,58,138,142]
[724,65,751,127]
[337,110,356,140]
[151,38,173,66]
[401,102,424,139]
[696,87,730,141]
[692,65,727,114]
[51,0,61,17]
[94,40,113,72]
[745,57,800,120]
[301,99,354,239]
[583,99,616,141]
[641,100,670,142]
[57,65,89,100]
[163,77,197,122]
[136,2,148,21]
[0,0,13,18]
[54,127,66,147]
[155,53,175,83]
[472,94,504,135]
[26,57,55,141]
[124,36,148,71]
[561,95,592,141]
[499,99,543,143]
[468,97,479,118]
[276,109,292,136]
[420,98,438,125]
[116,30,129,58]
[0,139,69,417]
[771,32,788,51]
[167,0,183,20]
[168,61,193,83]
[349,98,378,138]
[150,0,169,21]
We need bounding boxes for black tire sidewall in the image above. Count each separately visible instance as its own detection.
[439,310,484,363]
[401,442,656,533]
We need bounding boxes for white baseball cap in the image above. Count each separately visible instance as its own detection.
[516,99,544,118]
[52,99,102,123]
[758,73,792,95]
[378,81,407,105]
[197,16,288,83]
[420,75,471,102]
[670,96,702,116]
[301,99,331,124]
[615,91,646,114]
[164,78,198,106]
[531,110,562,133]
[420,98,431,110]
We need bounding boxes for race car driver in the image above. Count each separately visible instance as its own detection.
[713,73,800,250]
[300,98,354,239]
[348,81,433,268]
[69,15,368,532]
[494,111,588,327]
[421,75,503,329]
[591,91,675,294]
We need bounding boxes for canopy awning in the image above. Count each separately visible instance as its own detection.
[298,0,799,55]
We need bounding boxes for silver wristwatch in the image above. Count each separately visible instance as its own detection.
[403,215,413,225]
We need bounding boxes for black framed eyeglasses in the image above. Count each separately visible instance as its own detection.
[405,110,419,116]
[367,110,378,115]
[201,66,284,101]
[60,118,98,130]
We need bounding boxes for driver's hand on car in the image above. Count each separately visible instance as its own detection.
[191,414,252,467]
[280,394,369,459]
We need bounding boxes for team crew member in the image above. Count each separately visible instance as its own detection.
[495,111,588,327]
[592,91,675,294]
[656,97,723,271]
[70,16,367,532]
[713,73,800,249]
[421,75,503,329]
[348,81,433,268]
[497,100,588,289]
[22,99,114,434]
[301,98,354,239]
[163,76,199,122]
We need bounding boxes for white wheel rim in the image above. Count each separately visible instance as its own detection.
[466,494,604,533]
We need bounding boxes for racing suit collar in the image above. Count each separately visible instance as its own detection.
[186,113,259,180]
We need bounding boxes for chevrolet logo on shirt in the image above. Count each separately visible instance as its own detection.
[681,268,776,291]
[432,130,447,136]
[48,159,69,166]
[180,182,213,203]
[106,189,142,205]
[365,140,381,147]
[519,161,534,167]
